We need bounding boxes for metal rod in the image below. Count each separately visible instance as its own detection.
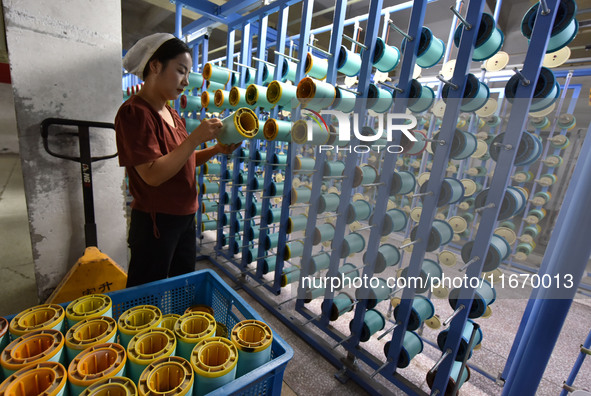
[436,74,459,90]
[429,348,452,374]
[459,256,480,272]
[301,312,323,325]
[309,44,332,57]
[323,175,348,179]
[253,278,275,288]
[540,0,551,15]
[411,191,433,198]
[317,213,338,219]
[245,189,263,193]
[341,265,366,276]
[252,56,276,67]
[512,67,531,86]
[451,323,480,395]
[273,50,300,63]
[378,81,404,93]
[362,182,385,187]
[450,5,472,29]
[474,203,495,213]
[277,296,299,306]
[290,204,311,208]
[332,334,353,349]
[388,20,413,41]
[342,34,367,50]
[443,305,465,326]
[337,86,361,95]
[370,358,393,378]
[234,61,256,70]
[492,142,513,150]
[400,239,420,249]
[386,288,402,299]
[356,225,374,231]
[424,138,446,146]
[377,323,399,341]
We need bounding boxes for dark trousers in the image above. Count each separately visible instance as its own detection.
[126,209,196,288]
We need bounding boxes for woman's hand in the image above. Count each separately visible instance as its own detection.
[215,142,242,155]
[193,118,223,143]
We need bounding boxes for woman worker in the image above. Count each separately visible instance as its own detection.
[116,33,239,287]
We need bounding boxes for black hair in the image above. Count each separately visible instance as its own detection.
[143,37,191,79]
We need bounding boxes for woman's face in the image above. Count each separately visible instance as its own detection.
[153,52,192,100]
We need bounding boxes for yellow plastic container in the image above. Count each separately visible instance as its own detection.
[65,317,117,363]
[9,304,65,339]
[173,312,216,361]
[117,305,162,348]
[191,337,238,396]
[0,361,67,396]
[1,329,65,378]
[67,343,127,395]
[80,377,137,396]
[65,294,112,328]
[183,305,214,316]
[137,356,193,396]
[160,314,180,332]
[127,328,176,384]
[231,320,273,377]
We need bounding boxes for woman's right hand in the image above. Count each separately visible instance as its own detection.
[193,118,223,142]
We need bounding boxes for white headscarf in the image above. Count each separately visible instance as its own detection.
[123,33,176,80]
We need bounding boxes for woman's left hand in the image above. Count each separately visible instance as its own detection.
[215,142,242,155]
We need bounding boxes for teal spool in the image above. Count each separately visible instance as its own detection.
[213,89,234,110]
[442,73,489,112]
[281,59,298,83]
[521,0,578,53]
[246,225,260,242]
[264,233,280,250]
[261,257,276,274]
[454,13,504,61]
[203,63,232,85]
[324,161,345,177]
[205,81,225,94]
[384,331,424,368]
[292,119,330,145]
[367,243,400,273]
[346,200,372,224]
[411,220,453,251]
[203,162,220,175]
[427,361,471,394]
[353,164,378,187]
[341,232,365,257]
[181,94,202,112]
[437,319,482,361]
[218,107,260,145]
[201,199,218,213]
[231,320,273,378]
[402,27,445,68]
[394,296,435,331]
[254,151,266,162]
[127,328,176,384]
[449,129,478,160]
[8,304,65,340]
[337,46,362,76]
[355,278,391,309]
[449,279,496,319]
[263,119,291,141]
[287,214,307,233]
[313,223,336,245]
[382,208,408,234]
[295,156,316,171]
[248,202,263,217]
[333,86,357,113]
[67,343,127,395]
[262,64,275,85]
[406,79,435,113]
[229,86,253,109]
[246,247,258,264]
[368,83,394,113]
[524,224,541,238]
[461,234,511,271]
[499,220,515,230]
[475,186,526,220]
[266,207,282,224]
[244,68,256,86]
[191,337,238,396]
[233,195,246,211]
[201,181,219,195]
[291,187,312,203]
[281,267,300,286]
[338,263,358,288]
[390,171,416,195]
[305,53,329,79]
[266,80,298,108]
[319,193,340,213]
[187,72,204,90]
[402,130,428,155]
[201,91,223,113]
[245,84,273,110]
[296,77,336,111]
[284,241,304,260]
[486,115,502,127]
[506,67,560,112]
[311,252,331,273]
[271,153,287,168]
[201,220,217,232]
[461,212,474,223]
[174,312,216,361]
[400,259,443,293]
[372,37,401,72]
[323,292,355,321]
[249,176,265,190]
[517,242,534,255]
[350,309,385,342]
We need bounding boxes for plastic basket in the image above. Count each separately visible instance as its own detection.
[3,269,293,396]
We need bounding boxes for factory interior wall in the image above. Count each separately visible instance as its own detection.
[2,0,128,301]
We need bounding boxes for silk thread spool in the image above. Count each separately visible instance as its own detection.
[203,63,231,85]
[1,330,65,379]
[406,79,435,113]
[337,46,362,76]
[287,215,307,234]
[454,13,504,61]
[356,278,392,310]
[65,294,112,328]
[367,84,394,113]
[65,317,117,364]
[305,53,329,79]
[521,0,578,53]
[318,193,340,213]
[490,131,542,166]
[394,296,435,331]
[187,72,203,90]
[291,186,313,204]
[402,27,445,68]
[180,94,202,112]
[324,160,345,177]
[281,59,298,83]
[231,320,273,377]
[191,337,238,396]
[449,279,496,319]
[400,130,427,156]
[81,377,137,396]
[184,117,201,133]
[313,223,336,245]
[426,361,470,396]
[245,84,273,110]
[372,37,401,72]
[292,119,330,145]
[229,86,254,109]
[213,89,234,110]
[475,186,526,220]
[366,243,400,273]
[400,259,443,293]
[442,73,489,112]
[9,304,65,340]
[506,67,560,112]
[323,292,355,321]
[243,69,256,86]
[263,118,291,141]
[294,156,315,171]
[217,107,259,145]
[137,356,194,396]
[350,309,385,342]
[461,234,511,272]
[127,328,176,384]
[310,252,331,273]
[0,362,68,396]
[284,241,304,260]
[201,91,223,113]
[384,331,424,368]
[174,312,216,361]
[346,200,372,224]
[262,64,275,85]
[296,77,336,111]
[338,263,359,289]
[333,86,357,113]
[266,80,298,108]
[341,232,365,258]
[353,164,378,187]
[390,171,416,195]
[160,314,181,332]
[117,305,162,349]
[67,343,126,395]
[410,220,454,251]
[437,320,482,361]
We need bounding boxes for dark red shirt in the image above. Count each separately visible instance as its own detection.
[115,95,197,215]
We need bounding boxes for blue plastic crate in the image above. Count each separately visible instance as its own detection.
[4,269,293,396]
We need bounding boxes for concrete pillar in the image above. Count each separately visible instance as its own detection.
[3,0,127,301]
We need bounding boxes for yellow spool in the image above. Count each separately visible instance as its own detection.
[137,356,194,396]
[117,305,162,348]
[127,328,176,383]
[65,317,118,362]
[1,330,65,377]
[0,362,67,396]
[67,343,127,393]
[160,314,181,332]
[80,377,137,396]
[184,305,214,316]
[231,320,273,377]
[191,337,238,396]
[174,313,216,361]
[66,294,112,327]
[9,304,65,339]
